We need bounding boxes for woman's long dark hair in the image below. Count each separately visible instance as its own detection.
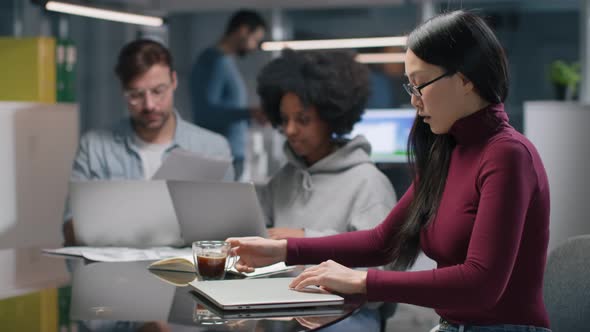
[390,10,509,270]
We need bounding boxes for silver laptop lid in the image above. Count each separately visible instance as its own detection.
[70,180,182,247]
[189,277,344,310]
[166,181,268,244]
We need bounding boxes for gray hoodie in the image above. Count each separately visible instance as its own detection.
[257,135,397,237]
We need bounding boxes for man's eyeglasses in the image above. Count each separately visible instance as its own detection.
[403,72,453,97]
[123,83,172,106]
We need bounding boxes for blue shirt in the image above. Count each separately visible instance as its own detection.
[63,112,233,221]
[190,47,249,160]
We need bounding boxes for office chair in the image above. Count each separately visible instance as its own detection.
[543,234,590,332]
[379,302,397,332]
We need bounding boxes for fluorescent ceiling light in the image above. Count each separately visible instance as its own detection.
[261,36,407,51]
[356,53,406,64]
[45,1,164,27]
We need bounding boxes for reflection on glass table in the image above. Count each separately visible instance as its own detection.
[0,248,364,332]
[68,259,361,331]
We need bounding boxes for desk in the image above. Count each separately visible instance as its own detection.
[0,248,362,331]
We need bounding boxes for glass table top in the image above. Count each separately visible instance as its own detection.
[0,247,363,332]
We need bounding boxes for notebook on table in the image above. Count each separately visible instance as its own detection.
[188,277,344,310]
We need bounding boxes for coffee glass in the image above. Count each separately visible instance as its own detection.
[192,241,237,280]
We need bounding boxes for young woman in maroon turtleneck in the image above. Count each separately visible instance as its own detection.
[229,10,551,332]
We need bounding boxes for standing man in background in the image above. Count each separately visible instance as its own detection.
[190,10,267,180]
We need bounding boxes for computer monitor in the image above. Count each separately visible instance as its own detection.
[350,108,416,163]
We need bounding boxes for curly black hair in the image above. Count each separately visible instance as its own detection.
[256,49,370,137]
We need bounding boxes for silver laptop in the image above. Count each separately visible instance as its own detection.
[189,277,344,310]
[70,180,183,247]
[190,293,345,320]
[166,181,268,243]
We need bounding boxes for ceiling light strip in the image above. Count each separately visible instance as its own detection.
[45,1,163,27]
[356,53,406,64]
[261,36,407,51]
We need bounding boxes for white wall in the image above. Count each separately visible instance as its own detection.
[0,102,78,249]
[524,101,590,251]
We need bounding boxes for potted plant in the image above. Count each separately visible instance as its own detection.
[549,60,581,100]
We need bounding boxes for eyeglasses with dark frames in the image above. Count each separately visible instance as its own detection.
[403,72,453,97]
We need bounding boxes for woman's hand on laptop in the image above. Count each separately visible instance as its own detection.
[226,237,287,273]
[289,260,368,295]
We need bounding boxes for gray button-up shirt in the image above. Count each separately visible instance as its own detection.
[63,112,233,221]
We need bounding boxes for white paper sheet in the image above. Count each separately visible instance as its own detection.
[43,247,296,278]
[42,247,191,262]
[152,148,231,181]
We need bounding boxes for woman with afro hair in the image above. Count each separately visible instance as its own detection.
[256,48,397,241]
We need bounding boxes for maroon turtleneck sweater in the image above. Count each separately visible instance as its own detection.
[286,104,550,327]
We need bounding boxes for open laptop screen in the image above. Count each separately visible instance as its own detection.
[350,108,416,163]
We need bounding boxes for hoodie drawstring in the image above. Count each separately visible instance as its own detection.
[298,170,314,192]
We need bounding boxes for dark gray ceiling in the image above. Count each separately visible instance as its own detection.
[58,0,582,14]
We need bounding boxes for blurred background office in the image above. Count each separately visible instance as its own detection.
[1,0,590,331]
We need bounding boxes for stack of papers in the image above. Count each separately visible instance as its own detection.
[42,246,190,262]
[42,247,296,278]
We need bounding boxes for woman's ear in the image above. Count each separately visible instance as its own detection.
[457,72,475,94]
